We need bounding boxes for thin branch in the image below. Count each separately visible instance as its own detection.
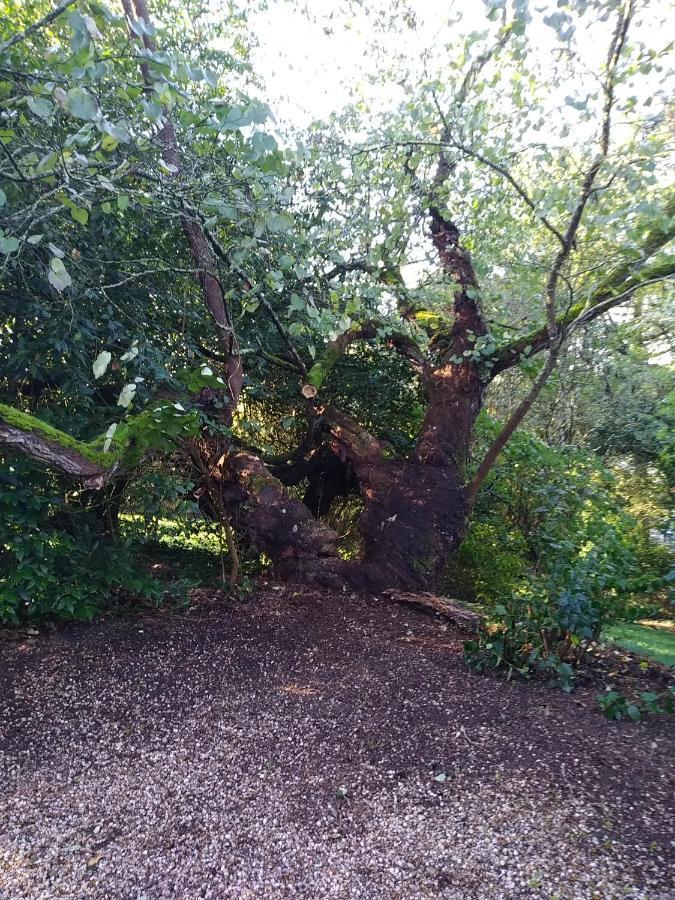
[442,138,566,247]
[492,194,675,372]
[467,0,635,505]
[0,0,78,55]
[259,296,308,377]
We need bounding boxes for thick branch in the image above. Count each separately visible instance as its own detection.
[491,199,675,374]
[0,406,117,488]
[303,321,429,395]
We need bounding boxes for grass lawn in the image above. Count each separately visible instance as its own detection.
[603,622,675,668]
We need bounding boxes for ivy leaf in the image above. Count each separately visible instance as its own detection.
[92,350,112,379]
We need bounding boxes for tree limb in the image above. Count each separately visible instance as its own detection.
[491,196,675,373]
[302,321,429,396]
[121,0,243,409]
[0,405,118,488]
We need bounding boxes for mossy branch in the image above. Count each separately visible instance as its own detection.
[0,403,200,488]
[303,321,428,395]
[491,196,675,375]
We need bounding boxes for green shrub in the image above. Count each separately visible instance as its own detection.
[0,458,171,623]
[461,418,672,688]
[597,687,674,721]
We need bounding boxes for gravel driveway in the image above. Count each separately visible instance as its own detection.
[1,588,673,899]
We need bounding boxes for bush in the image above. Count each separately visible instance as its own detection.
[460,418,672,687]
[0,458,170,623]
[597,687,674,721]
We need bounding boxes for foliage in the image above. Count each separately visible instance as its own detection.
[0,457,176,622]
[459,418,672,687]
[597,686,674,722]
[1,0,673,619]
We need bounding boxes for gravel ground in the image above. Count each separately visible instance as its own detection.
[1,587,674,899]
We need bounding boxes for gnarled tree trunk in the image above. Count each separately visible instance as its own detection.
[208,210,487,593]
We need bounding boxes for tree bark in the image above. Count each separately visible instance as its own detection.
[0,422,114,488]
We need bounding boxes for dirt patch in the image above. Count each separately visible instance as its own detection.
[1,586,673,899]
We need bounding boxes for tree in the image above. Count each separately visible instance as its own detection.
[1,0,673,597]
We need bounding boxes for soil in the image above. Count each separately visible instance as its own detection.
[1,586,673,899]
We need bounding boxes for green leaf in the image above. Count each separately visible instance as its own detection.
[70,206,89,225]
[101,134,119,152]
[67,88,98,121]
[265,212,293,234]
[0,233,19,254]
[117,194,129,212]
[27,96,54,120]
[626,704,641,721]
[0,188,6,208]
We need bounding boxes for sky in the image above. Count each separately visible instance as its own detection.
[248,0,673,130]
[249,1,491,127]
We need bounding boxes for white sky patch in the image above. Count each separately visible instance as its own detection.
[249,0,673,130]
